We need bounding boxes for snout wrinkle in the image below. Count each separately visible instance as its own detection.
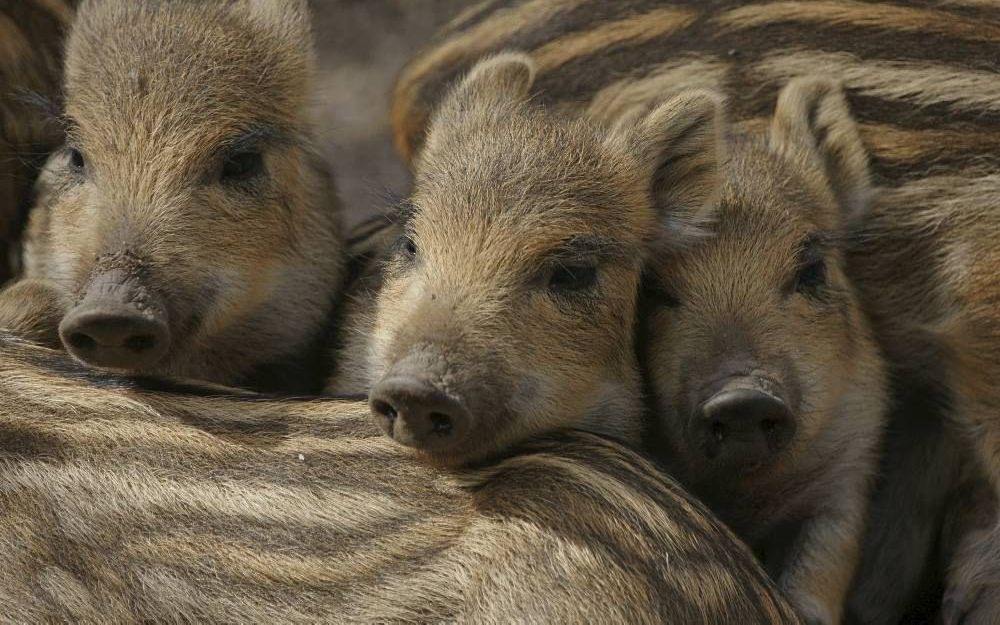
[690,373,797,470]
[60,262,171,371]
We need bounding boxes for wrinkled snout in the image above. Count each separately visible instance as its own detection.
[59,269,170,370]
[369,373,473,453]
[692,382,796,467]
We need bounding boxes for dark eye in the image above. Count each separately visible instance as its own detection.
[548,264,597,293]
[68,147,85,171]
[398,235,417,260]
[794,258,827,296]
[649,284,681,308]
[221,150,264,182]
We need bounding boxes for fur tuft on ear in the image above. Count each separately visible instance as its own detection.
[770,76,872,220]
[420,52,536,160]
[437,52,536,120]
[625,90,726,241]
[463,52,536,100]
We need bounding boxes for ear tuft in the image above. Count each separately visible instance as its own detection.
[770,76,872,220]
[438,52,536,119]
[420,52,536,160]
[627,90,726,240]
[462,52,536,100]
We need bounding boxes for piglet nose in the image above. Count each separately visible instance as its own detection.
[694,388,796,465]
[369,376,472,452]
[59,270,170,370]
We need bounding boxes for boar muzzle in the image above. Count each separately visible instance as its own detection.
[59,269,170,370]
[369,365,473,453]
[692,380,796,467]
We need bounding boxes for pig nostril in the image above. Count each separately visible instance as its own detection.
[429,412,452,436]
[125,335,156,352]
[68,333,96,351]
[761,419,778,434]
[372,400,397,422]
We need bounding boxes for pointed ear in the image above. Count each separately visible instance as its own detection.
[770,77,872,219]
[624,90,726,240]
[421,52,536,160]
[431,52,535,124]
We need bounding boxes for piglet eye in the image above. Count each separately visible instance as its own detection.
[397,235,417,260]
[794,258,827,296]
[548,264,597,293]
[68,147,85,171]
[221,150,263,182]
[649,284,681,308]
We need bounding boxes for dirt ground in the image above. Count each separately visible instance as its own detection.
[310,0,475,227]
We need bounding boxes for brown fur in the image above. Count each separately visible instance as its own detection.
[391,2,1000,621]
[16,0,346,391]
[0,334,798,624]
[0,0,72,285]
[0,278,64,349]
[323,212,401,395]
[640,78,886,625]
[369,53,722,466]
[848,170,1000,624]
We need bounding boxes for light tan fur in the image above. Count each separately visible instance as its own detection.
[0,278,64,349]
[0,334,799,624]
[586,58,731,130]
[714,1,1000,42]
[390,0,590,162]
[14,0,346,391]
[753,51,1000,120]
[370,54,723,466]
[532,7,698,73]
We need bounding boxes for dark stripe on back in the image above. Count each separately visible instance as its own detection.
[436,0,520,38]
[410,0,1000,137]
[534,18,1000,111]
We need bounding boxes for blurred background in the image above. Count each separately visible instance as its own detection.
[311,0,474,227]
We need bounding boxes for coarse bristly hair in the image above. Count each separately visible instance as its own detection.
[11,0,348,393]
[390,1,1000,622]
[366,52,726,468]
[0,333,799,624]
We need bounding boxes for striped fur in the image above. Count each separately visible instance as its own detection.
[0,0,73,285]
[390,1,1000,622]
[0,335,798,624]
[393,0,1000,186]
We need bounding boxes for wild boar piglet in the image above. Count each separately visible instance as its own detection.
[368,53,724,466]
[17,0,344,391]
[641,77,887,625]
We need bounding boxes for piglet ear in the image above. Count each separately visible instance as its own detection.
[770,77,872,220]
[420,52,536,163]
[439,52,536,116]
[623,90,726,241]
